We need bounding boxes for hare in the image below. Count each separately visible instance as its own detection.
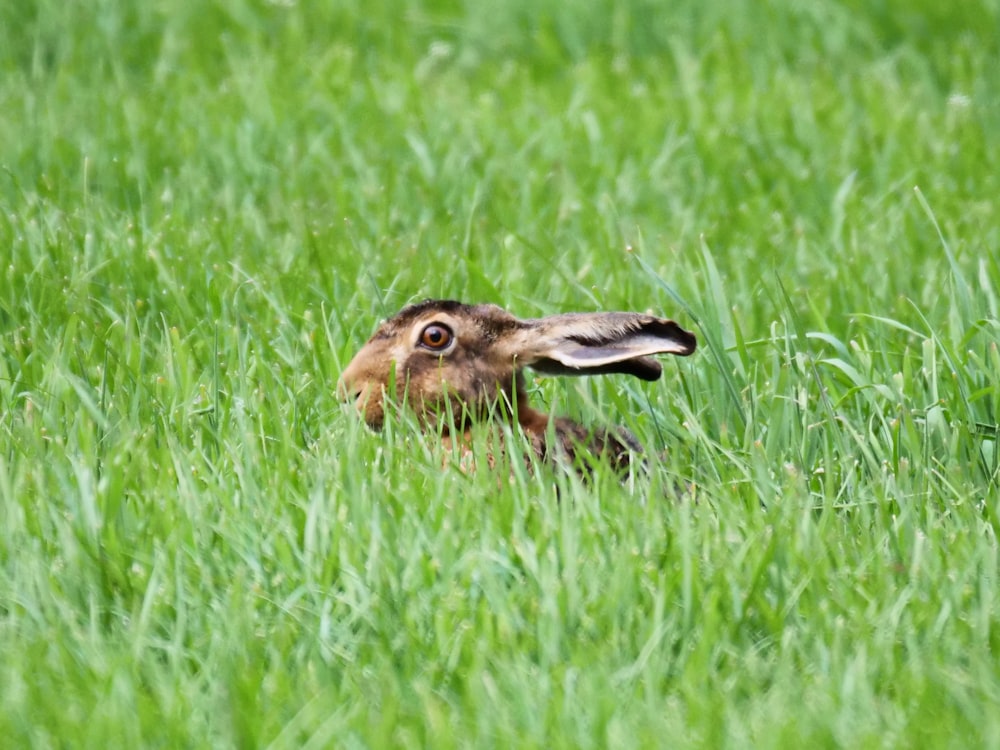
[337,299,696,470]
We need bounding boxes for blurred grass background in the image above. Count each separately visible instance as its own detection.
[1,0,999,746]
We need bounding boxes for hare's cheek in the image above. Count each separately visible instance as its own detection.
[410,393,462,431]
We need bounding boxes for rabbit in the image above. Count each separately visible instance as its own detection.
[337,299,696,471]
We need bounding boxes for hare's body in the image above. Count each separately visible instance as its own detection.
[338,300,696,469]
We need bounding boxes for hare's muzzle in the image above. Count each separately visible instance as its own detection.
[334,376,353,402]
[335,370,366,411]
[337,372,386,429]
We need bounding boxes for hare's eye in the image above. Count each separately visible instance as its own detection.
[419,323,453,351]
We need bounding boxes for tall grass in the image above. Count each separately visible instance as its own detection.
[2,0,999,746]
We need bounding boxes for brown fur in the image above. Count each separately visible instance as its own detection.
[338,300,696,470]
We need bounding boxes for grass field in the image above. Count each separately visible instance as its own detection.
[2,0,1000,746]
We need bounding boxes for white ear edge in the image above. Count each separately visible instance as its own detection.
[545,334,694,369]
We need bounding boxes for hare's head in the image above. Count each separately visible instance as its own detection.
[338,300,530,431]
[338,300,696,450]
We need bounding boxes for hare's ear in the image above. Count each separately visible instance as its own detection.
[521,313,696,382]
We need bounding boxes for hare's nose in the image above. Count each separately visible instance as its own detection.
[335,376,356,402]
[337,355,368,402]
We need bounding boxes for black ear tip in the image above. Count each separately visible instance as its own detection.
[680,332,697,355]
[648,318,697,355]
[681,327,698,354]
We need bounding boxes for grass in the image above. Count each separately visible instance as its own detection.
[2,0,999,746]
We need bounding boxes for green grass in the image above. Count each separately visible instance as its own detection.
[2,0,1000,746]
